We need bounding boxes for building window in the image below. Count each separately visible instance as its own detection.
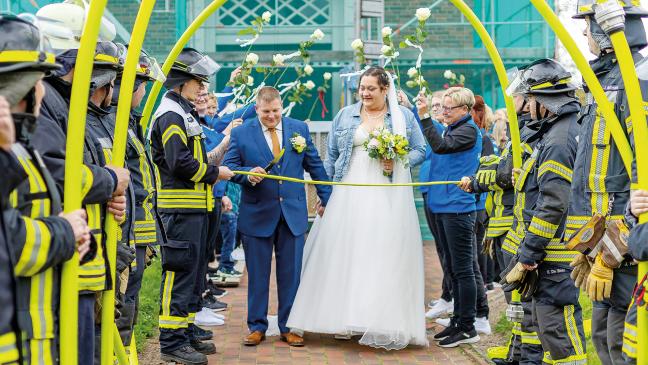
[218,0,330,27]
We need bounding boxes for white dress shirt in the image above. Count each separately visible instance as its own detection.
[261,120,283,151]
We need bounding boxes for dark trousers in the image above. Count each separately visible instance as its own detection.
[592,265,636,365]
[117,245,148,346]
[475,210,495,283]
[431,211,477,331]
[242,216,304,334]
[423,194,453,302]
[472,233,490,319]
[196,203,221,304]
[78,293,95,365]
[158,213,209,352]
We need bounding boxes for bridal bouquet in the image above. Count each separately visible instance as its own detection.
[363,128,410,176]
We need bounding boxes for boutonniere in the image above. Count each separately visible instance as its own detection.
[290,132,307,153]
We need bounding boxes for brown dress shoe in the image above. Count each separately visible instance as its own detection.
[280,332,305,347]
[243,331,265,346]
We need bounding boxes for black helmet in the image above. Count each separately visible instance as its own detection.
[0,13,61,74]
[94,41,124,71]
[507,59,577,96]
[573,0,648,19]
[169,48,219,83]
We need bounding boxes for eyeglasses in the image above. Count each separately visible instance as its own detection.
[431,103,441,109]
[441,105,465,113]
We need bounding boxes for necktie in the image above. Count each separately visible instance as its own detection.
[268,127,281,158]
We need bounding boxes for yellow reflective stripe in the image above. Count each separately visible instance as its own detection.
[589,114,611,216]
[564,305,585,356]
[132,220,157,245]
[522,143,533,155]
[15,218,51,277]
[94,53,119,65]
[530,77,572,90]
[158,315,187,329]
[529,217,559,239]
[80,165,94,199]
[579,0,641,13]
[521,331,541,345]
[187,312,196,324]
[30,270,55,340]
[0,331,19,363]
[544,250,581,262]
[0,50,56,65]
[538,160,573,183]
[161,271,174,316]
[190,162,208,182]
[623,322,638,359]
[162,125,187,146]
[79,204,105,291]
[515,157,536,191]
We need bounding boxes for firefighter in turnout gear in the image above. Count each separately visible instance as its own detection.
[459,94,544,365]
[109,46,166,349]
[0,13,93,364]
[566,2,648,364]
[149,47,233,365]
[501,58,587,365]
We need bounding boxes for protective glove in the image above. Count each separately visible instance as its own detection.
[500,260,527,291]
[586,254,614,301]
[145,245,157,267]
[482,238,494,258]
[569,253,591,290]
[476,169,497,187]
[518,268,539,301]
[116,243,136,274]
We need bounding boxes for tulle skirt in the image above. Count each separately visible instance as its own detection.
[287,148,429,350]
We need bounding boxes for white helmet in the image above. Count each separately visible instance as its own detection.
[36,0,116,51]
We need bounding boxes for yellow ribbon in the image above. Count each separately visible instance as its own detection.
[233,171,460,187]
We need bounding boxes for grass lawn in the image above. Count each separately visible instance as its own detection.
[133,259,161,352]
[494,291,601,365]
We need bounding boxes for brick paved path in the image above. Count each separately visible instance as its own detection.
[144,241,499,364]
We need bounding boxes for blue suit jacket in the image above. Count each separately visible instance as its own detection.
[223,117,331,238]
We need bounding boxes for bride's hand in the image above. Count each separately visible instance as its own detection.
[315,200,325,217]
[382,159,394,175]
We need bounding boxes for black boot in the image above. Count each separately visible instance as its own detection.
[492,359,519,365]
[192,325,213,341]
[160,345,208,365]
[190,339,217,355]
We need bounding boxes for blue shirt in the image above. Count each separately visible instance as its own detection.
[201,120,227,198]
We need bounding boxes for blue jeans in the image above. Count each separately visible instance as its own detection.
[431,211,477,332]
[218,211,238,271]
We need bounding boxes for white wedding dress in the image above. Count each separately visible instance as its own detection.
[286,127,429,350]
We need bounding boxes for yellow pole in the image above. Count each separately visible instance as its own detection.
[447,0,523,305]
[100,1,156,364]
[607,25,648,365]
[112,327,129,365]
[529,0,634,174]
[139,0,229,135]
[60,1,108,364]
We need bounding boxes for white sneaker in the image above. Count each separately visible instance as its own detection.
[474,316,491,335]
[427,299,438,308]
[435,318,451,327]
[426,299,453,319]
[195,308,224,326]
[202,308,225,320]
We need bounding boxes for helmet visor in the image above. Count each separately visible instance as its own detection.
[505,67,528,97]
[145,57,166,83]
[188,55,221,79]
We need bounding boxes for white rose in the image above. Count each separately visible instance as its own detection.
[304,80,315,90]
[272,53,285,66]
[351,38,364,50]
[304,65,314,75]
[407,67,418,78]
[311,28,325,41]
[381,26,392,38]
[368,138,380,148]
[381,45,392,56]
[247,76,254,86]
[416,7,431,22]
[443,69,453,79]
[245,52,259,65]
[294,136,306,145]
[323,72,332,81]
[262,11,272,23]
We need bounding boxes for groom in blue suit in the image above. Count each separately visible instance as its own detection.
[223,86,331,347]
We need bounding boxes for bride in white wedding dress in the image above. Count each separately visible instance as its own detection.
[286,66,429,350]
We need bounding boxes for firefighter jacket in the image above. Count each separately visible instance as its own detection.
[33,77,116,204]
[566,51,646,239]
[514,102,581,267]
[107,109,161,246]
[149,91,220,214]
[5,143,76,358]
[0,149,23,364]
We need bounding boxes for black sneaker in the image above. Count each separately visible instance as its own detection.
[433,324,458,342]
[201,296,228,312]
[160,345,208,365]
[193,325,213,341]
[206,282,227,299]
[190,339,217,355]
[438,329,480,348]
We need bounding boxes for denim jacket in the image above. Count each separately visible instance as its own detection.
[325,101,426,182]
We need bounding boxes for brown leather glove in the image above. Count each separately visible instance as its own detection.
[569,253,591,290]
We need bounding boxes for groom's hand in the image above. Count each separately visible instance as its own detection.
[248,166,267,184]
[315,200,325,217]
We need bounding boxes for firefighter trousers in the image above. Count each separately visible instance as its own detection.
[158,212,209,352]
[117,245,148,346]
